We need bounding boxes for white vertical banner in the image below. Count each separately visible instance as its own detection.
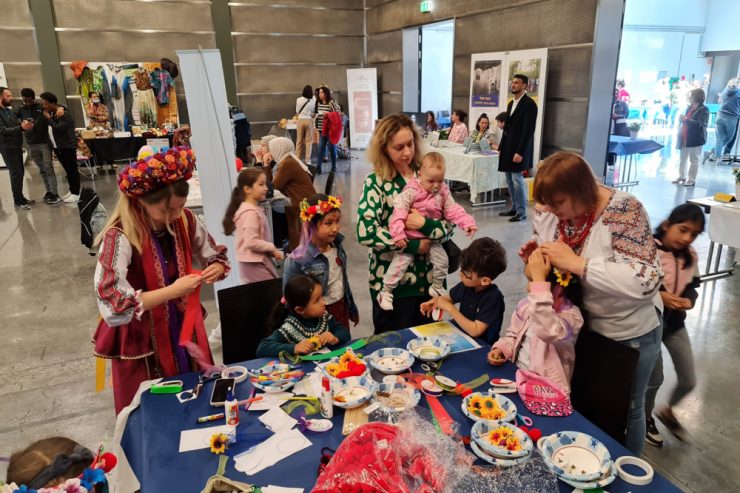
[177,49,238,291]
[469,52,505,133]
[0,63,7,87]
[346,68,378,149]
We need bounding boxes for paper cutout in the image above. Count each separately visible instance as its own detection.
[259,407,298,433]
[234,428,312,475]
[248,391,293,411]
[179,424,233,453]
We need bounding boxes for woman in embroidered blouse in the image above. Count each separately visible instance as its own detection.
[357,114,452,333]
[447,109,469,144]
[469,113,496,147]
[93,147,229,414]
[519,151,662,455]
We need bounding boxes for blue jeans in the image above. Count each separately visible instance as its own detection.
[317,134,337,173]
[619,321,663,455]
[504,171,528,217]
[715,115,739,158]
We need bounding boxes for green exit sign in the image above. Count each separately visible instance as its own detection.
[420,0,432,13]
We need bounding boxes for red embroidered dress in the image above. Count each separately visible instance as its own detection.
[94,208,229,414]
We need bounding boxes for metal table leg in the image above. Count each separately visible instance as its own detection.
[700,240,735,282]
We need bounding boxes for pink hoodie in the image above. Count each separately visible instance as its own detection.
[493,282,584,393]
[234,202,276,262]
[389,178,476,241]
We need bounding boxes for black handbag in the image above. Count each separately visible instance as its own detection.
[442,239,461,274]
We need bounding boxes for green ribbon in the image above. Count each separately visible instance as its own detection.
[282,398,322,416]
[215,455,228,477]
[278,332,403,363]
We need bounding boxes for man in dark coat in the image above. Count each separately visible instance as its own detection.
[0,87,35,209]
[498,74,538,222]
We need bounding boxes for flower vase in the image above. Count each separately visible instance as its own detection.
[629,130,638,140]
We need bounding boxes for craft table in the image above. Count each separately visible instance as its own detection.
[607,136,664,188]
[84,135,174,164]
[119,328,682,493]
[687,196,738,281]
[433,142,506,206]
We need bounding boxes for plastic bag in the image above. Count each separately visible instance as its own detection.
[311,412,473,493]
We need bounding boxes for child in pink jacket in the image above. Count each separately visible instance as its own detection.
[377,152,477,311]
[487,248,584,393]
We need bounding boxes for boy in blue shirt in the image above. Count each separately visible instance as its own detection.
[421,237,506,344]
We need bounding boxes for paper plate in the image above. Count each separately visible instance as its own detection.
[538,431,612,482]
[559,461,617,489]
[406,336,451,362]
[461,391,517,424]
[471,421,533,459]
[366,348,415,374]
[470,439,531,468]
[248,363,300,393]
[373,383,421,412]
[330,376,377,409]
[322,351,368,381]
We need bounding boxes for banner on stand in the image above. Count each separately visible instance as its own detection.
[346,68,378,149]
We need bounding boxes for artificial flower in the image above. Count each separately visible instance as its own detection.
[554,268,573,287]
[298,196,343,223]
[80,468,105,491]
[209,433,229,454]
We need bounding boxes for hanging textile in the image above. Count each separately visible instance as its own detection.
[150,68,173,105]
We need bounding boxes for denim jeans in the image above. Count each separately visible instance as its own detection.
[619,321,663,455]
[316,134,336,173]
[715,115,739,158]
[504,171,528,217]
[28,143,59,196]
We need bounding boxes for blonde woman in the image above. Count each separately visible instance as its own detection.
[357,114,452,333]
[93,146,229,414]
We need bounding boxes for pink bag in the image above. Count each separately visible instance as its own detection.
[516,369,573,417]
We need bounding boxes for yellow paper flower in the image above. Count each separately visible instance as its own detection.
[209,433,228,454]
[554,268,573,287]
[308,336,322,351]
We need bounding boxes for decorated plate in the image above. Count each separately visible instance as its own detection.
[373,383,421,412]
[330,376,377,409]
[469,439,531,468]
[322,350,368,380]
[366,348,415,374]
[406,337,451,362]
[248,363,301,393]
[559,461,617,490]
[537,431,612,482]
[471,421,533,459]
[461,391,517,424]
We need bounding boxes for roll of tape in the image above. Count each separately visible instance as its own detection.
[615,456,654,486]
[222,365,248,383]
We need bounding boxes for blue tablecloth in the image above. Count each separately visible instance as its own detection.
[608,136,664,156]
[121,329,681,492]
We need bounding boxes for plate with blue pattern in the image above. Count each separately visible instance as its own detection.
[461,391,517,424]
[406,336,451,362]
[373,382,420,412]
[471,421,533,459]
[366,348,415,374]
[470,439,531,468]
[537,431,612,482]
[559,461,617,490]
[330,376,378,409]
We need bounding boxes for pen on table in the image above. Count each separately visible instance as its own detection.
[197,413,225,423]
[243,388,258,411]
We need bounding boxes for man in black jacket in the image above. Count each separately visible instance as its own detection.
[498,74,538,222]
[19,88,61,204]
[0,87,35,209]
[40,92,81,203]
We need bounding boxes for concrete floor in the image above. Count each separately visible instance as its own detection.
[0,133,738,491]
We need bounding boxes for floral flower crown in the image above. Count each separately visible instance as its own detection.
[299,195,342,222]
[118,146,195,197]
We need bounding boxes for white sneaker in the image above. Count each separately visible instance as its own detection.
[682,180,695,187]
[63,193,80,203]
[61,192,71,200]
[377,291,394,311]
[429,285,447,298]
[671,178,685,184]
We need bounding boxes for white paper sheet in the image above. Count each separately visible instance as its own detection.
[258,407,297,433]
[234,428,312,475]
[261,486,304,493]
[249,391,293,411]
[178,424,233,453]
[292,372,322,398]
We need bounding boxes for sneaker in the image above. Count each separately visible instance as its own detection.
[377,291,394,311]
[655,407,688,442]
[429,285,447,298]
[46,194,61,205]
[509,214,526,222]
[14,202,32,210]
[645,417,664,447]
[671,178,685,184]
[42,192,53,202]
[19,198,35,206]
[61,192,71,201]
[499,210,517,217]
[63,193,80,203]
[682,180,696,187]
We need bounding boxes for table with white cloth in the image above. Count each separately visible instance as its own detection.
[433,142,506,206]
[687,197,738,281]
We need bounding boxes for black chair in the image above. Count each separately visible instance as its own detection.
[570,330,639,445]
[217,278,283,364]
[324,171,335,196]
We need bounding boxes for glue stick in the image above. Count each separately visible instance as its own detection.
[225,386,240,428]
[320,377,333,419]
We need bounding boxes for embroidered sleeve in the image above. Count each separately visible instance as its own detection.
[582,196,663,298]
[188,209,231,277]
[95,228,143,326]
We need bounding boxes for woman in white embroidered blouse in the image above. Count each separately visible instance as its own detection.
[519,152,663,455]
[447,109,469,144]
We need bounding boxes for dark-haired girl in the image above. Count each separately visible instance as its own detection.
[644,203,704,447]
[256,275,351,357]
[223,167,283,284]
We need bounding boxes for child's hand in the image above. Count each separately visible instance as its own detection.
[420,299,437,316]
[318,332,339,346]
[395,239,408,249]
[201,263,225,284]
[272,250,284,261]
[294,340,314,355]
[527,248,551,282]
[678,297,692,310]
[465,226,478,237]
[487,348,506,366]
[435,297,453,313]
[660,291,689,310]
[170,274,203,298]
[518,240,538,264]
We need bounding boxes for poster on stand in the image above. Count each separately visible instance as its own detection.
[469,52,505,134]
[346,68,378,149]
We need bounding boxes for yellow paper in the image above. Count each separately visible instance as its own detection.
[95,357,106,392]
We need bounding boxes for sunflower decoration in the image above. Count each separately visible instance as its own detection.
[308,335,322,351]
[299,195,343,223]
[209,433,229,455]
[468,394,484,414]
[486,426,521,451]
[326,349,366,378]
[468,395,506,420]
[553,268,573,287]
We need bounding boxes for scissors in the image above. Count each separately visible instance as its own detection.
[516,413,533,427]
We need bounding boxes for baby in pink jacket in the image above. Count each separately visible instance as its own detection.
[377,152,477,311]
[487,248,584,393]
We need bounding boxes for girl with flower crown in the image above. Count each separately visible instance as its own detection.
[93,146,229,414]
[282,194,358,329]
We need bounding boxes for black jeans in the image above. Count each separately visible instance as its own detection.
[56,148,80,195]
[0,146,26,204]
[371,295,431,334]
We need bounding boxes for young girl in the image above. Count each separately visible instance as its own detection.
[282,194,358,328]
[256,275,351,357]
[378,151,477,310]
[644,203,704,446]
[487,248,584,393]
[94,146,229,414]
[223,167,284,284]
